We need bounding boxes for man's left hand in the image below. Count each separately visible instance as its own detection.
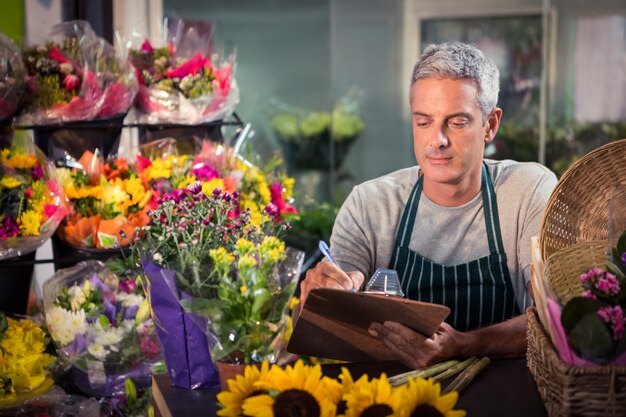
[368,321,461,368]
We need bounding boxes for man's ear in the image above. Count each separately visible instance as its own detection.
[485,107,502,143]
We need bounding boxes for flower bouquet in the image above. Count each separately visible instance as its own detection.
[54,150,153,251]
[103,378,153,417]
[20,20,137,124]
[20,20,137,160]
[270,89,364,172]
[216,360,466,417]
[42,260,162,396]
[0,312,57,410]
[0,33,24,123]
[128,18,238,126]
[0,131,66,260]
[134,177,302,389]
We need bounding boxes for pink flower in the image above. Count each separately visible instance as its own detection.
[140,39,154,53]
[269,181,298,218]
[597,305,625,341]
[191,162,219,181]
[581,290,596,299]
[118,278,137,294]
[25,188,33,199]
[63,74,80,91]
[164,52,209,79]
[44,204,58,219]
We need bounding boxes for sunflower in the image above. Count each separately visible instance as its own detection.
[326,367,370,416]
[395,378,466,417]
[343,374,403,417]
[242,361,337,417]
[217,361,272,417]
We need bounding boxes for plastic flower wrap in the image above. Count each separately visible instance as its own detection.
[216,360,466,417]
[55,150,153,249]
[20,20,137,124]
[42,260,162,397]
[128,19,238,124]
[270,88,365,172]
[0,33,25,122]
[0,313,57,410]
[0,132,67,259]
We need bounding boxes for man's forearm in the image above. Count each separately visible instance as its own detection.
[453,314,527,358]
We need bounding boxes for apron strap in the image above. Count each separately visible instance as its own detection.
[391,163,506,265]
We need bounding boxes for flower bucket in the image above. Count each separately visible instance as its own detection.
[32,113,127,161]
[51,234,129,271]
[137,122,224,150]
[0,250,35,314]
[141,260,219,389]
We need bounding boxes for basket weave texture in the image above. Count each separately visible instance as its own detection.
[540,138,626,260]
[543,240,608,304]
[527,307,626,417]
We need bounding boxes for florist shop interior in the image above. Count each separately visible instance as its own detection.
[1,0,626,416]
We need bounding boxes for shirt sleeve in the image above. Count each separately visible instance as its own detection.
[519,167,558,286]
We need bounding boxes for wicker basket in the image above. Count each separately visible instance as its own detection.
[543,240,608,305]
[527,306,626,417]
[540,138,626,261]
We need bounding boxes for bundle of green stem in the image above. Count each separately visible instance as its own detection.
[388,356,490,394]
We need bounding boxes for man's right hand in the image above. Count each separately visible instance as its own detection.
[299,261,365,306]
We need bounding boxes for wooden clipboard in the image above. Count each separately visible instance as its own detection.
[287,288,450,362]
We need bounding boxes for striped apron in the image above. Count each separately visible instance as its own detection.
[389,164,519,331]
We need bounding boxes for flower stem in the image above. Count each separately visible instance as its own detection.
[432,356,478,382]
[442,356,490,394]
[388,359,459,386]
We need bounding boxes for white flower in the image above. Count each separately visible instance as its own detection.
[94,327,124,346]
[153,253,163,263]
[87,343,108,360]
[68,284,86,307]
[116,292,144,307]
[47,306,87,345]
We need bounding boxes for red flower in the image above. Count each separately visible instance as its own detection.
[140,39,154,53]
[164,52,209,79]
[49,45,69,64]
[63,74,80,91]
[136,155,152,172]
[269,181,298,218]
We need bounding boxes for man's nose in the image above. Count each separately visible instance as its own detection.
[429,126,449,148]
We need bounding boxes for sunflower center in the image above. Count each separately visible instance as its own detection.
[410,404,444,417]
[336,399,347,415]
[273,388,321,417]
[361,404,394,417]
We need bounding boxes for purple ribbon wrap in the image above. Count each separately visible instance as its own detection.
[141,260,219,389]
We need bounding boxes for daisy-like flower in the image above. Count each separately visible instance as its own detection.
[342,373,403,417]
[217,361,272,417]
[395,377,466,417]
[242,361,337,417]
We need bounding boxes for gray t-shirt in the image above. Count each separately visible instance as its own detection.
[330,159,557,312]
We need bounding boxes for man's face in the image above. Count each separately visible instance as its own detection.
[410,78,497,189]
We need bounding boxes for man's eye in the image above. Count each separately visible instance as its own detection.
[449,119,469,128]
[415,121,429,127]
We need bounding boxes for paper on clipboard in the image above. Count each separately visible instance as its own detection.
[287,288,450,362]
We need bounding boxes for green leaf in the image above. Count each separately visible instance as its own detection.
[0,313,7,339]
[99,315,110,330]
[617,230,626,260]
[180,298,225,319]
[567,313,615,363]
[125,378,137,401]
[606,259,626,280]
[561,297,601,333]
[251,289,272,316]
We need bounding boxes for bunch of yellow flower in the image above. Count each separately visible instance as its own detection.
[217,360,466,417]
[0,315,56,408]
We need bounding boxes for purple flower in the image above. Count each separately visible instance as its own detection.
[151,178,173,195]
[622,252,626,265]
[32,164,43,180]
[191,163,219,182]
[0,217,19,238]
[264,203,279,219]
[118,278,136,294]
[188,181,203,195]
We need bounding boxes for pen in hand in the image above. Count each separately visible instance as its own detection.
[318,240,357,292]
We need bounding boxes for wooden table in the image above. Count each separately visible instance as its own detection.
[153,358,547,417]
